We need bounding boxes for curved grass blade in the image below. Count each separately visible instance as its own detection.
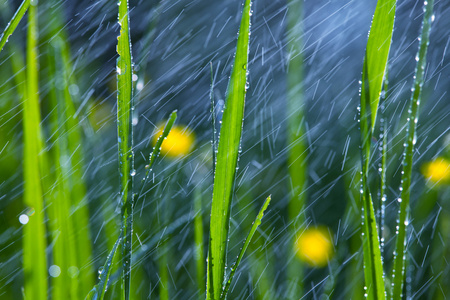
[207,0,252,299]
[221,195,271,300]
[144,110,177,179]
[359,0,397,299]
[22,3,48,299]
[0,0,30,53]
[235,184,275,300]
[102,110,175,298]
[137,111,176,299]
[286,0,307,296]
[117,0,134,298]
[86,235,123,300]
[391,1,435,298]
[136,110,177,200]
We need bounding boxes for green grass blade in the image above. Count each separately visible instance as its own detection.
[207,0,252,298]
[359,0,396,298]
[22,2,48,299]
[136,110,177,201]
[391,1,435,298]
[286,0,307,296]
[86,235,123,300]
[360,182,385,300]
[49,9,95,295]
[42,4,94,294]
[117,0,134,298]
[145,111,177,177]
[159,241,170,300]
[194,187,205,299]
[0,0,30,53]
[235,185,275,300]
[359,1,396,300]
[45,39,79,300]
[361,0,396,134]
[221,195,271,300]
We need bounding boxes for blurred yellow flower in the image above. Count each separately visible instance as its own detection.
[152,123,195,158]
[421,157,450,185]
[295,226,333,268]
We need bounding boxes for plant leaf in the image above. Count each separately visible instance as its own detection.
[86,235,123,300]
[361,0,396,134]
[22,3,48,299]
[117,0,134,298]
[391,0,435,298]
[207,0,252,299]
[359,0,397,299]
[0,0,30,53]
[221,195,272,300]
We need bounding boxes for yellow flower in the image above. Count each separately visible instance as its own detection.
[421,157,450,185]
[152,123,195,158]
[294,226,333,268]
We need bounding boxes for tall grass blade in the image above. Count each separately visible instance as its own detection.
[50,9,95,296]
[0,0,30,53]
[117,0,134,298]
[359,0,396,298]
[391,0,435,298]
[46,40,79,300]
[22,2,48,299]
[86,235,123,300]
[194,187,205,299]
[221,195,271,300]
[286,0,307,296]
[207,0,252,298]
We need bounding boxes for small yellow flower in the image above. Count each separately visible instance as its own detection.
[294,226,333,268]
[152,123,195,158]
[421,157,450,185]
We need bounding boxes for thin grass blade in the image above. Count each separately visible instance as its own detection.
[145,110,177,177]
[194,187,205,299]
[286,0,307,296]
[378,74,389,268]
[391,1,435,298]
[221,195,271,300]
[359,0,396,298]
[235,183,275,300]
[45,39,79,300]
[117,0,134,298]
[136,110,177,200]
[86,235,123,300]
[22,2,48,299]
[207,0,252,299]
[0,0,30,53]
[48,9,95,295]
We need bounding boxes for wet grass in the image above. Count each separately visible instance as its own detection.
[0,0,29,53]
[0,0,446,299]
[207,1,272,299]
[391,0,435,298]
[359,0,396,298]
[22,3,47,299]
